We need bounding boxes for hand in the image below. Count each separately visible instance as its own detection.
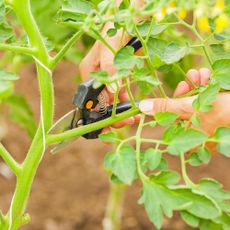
[139,68,230,135]
[79,23,140,129]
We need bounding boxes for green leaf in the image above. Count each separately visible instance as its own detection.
[0,22,14,42]
[135,21,168,37]
[99,132,118,143]
[107,28,117,37]
[191,114,201,127]
[180,211,200,227]
[198,179,230,202]
[189,152,203,166]
[165,127,208,155]
[193,83,220,112]
[144,148,162,170]
[0,68,19,81]
[104,145,137,185]
[114,46,144,70]
[214,127,230,157]
[147,38,189,66]
[157,158,168,170]
[212,59,230,90]
[133,67,160,95]
[197,147,211,164]
[161,43,189,64]
[151,170,181,186]
[155,112,178,126]
[58,0,95,26]
[176,188,221,219]
[6,95,37,138]
[210,44,230,61]
[0,81,13,100]
[139,179,220,229]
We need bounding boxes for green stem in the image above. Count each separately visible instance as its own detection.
[135,115,148,180]
[175,63,197,88]
[180,153,195,188]
[92,30,116,55]
[50,30,84,70]
[0,44,36,55]
[124,78,136,108]
[3,0,54,229]
[103,182,126,230]
[145,16,155,44]
[134,25,167,98]
[47,108,140,145]
[0,143,21,176]
[112,82,120,117]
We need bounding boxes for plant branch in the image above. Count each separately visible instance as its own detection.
[175,63,197,88]
[0,44,36,55]
[0,143,21,176]
[50,30,84,70]
[47,108,140,145]
[133,24,167,98]
[135,115,148,180]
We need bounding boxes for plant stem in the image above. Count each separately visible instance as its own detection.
[92,30,116,55]
[175,63,197,88]
[0,143,21,176]
[0,44,36,55]
[103,182,126,230]
[112,82,120,117]
[50,30,84,70]
[47,107,140,145]
[2,0,54,229]
[180,153,195,188]
[124,78,137,108]
[135,115,148,180]
[134,24,167,98]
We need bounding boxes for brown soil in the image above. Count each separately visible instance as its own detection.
[0,62,229,230]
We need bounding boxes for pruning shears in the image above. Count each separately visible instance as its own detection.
[49,37,142,153]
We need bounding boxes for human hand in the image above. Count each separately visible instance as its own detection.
[79,23,140,129]
[139,68,230,135]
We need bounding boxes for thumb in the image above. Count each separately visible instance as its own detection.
[139,97,196,120]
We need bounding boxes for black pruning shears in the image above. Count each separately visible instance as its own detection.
[49,38,142,153]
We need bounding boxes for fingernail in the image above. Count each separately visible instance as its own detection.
[139,100,154,114]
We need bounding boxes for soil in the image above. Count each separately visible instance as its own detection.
[0,61,229,230]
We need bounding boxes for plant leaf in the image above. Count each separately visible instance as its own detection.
[99,132,118,143]
[165,127,208,155]
[104,145,137,185]
[6,95,37,138]
[180,211,200,227]
[193,83,220,112]
[114,46,144,70]
[144,148,162,170]
[214,127,230,157]
[212,59,230,90]
[155,112,179,126]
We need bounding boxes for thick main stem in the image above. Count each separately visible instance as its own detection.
[2,0,54,229]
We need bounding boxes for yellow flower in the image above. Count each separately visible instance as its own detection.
[154,7,167,21]
[214,0,225,15]
[198,17,211,33]
[178,8,187,20]
[215,14,229,33]
[167,0,176,14]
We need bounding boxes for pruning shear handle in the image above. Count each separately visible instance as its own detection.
[73,37,142,139]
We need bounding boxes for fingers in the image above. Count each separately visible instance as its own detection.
[139,97,195,120]
[79,42,100,81]
[173,81,190,97]
[174,68,211,97]
[199,68,211,85]
[112,117,135,128]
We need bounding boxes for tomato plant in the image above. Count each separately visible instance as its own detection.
[0,0,230,229]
